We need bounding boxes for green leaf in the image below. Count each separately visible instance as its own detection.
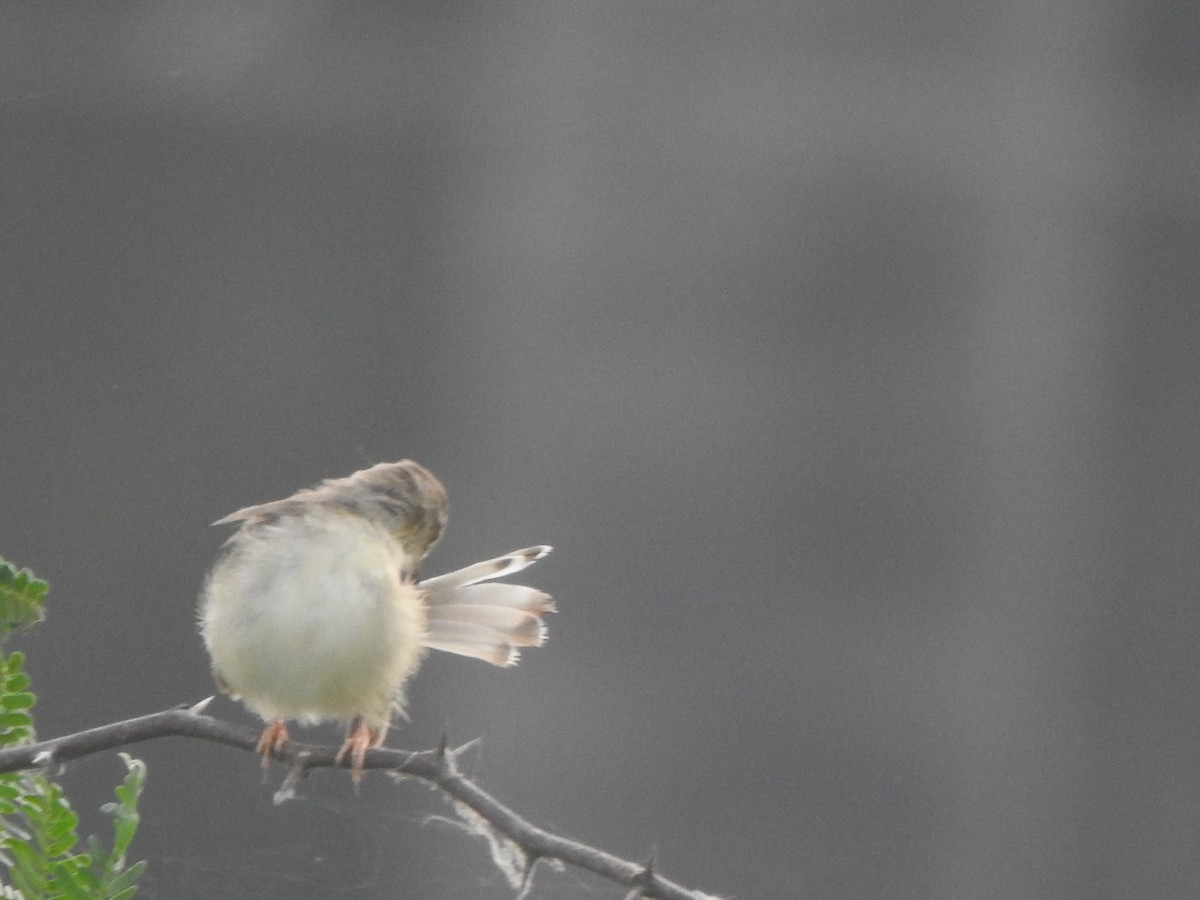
[106,858,147,895]
[80,753,148,897]
[0,711,32,728]
[0,559,48,640]
[0,648,36,748]
[46,806,79,840]
[3,671,29,693]
[7,838,46,896]
[3,692,35,710]
[0,559,148,896]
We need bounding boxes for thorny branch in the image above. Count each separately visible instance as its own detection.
[0,703,721,900]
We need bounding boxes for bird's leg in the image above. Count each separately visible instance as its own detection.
[336,716,384,782]
[255,720,291,768]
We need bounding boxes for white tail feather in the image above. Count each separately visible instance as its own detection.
[425,582,555,614]
[419,547,554,667]
[419,546,552,591]
[427,605,547,645]
[423,621,523,666]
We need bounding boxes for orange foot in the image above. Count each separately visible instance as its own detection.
[255,720,290,768]
[335,718,384,783]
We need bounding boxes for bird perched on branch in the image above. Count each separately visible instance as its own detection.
[198,460,554,780]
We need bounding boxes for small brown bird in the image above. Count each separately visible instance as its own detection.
[198,460,554,779]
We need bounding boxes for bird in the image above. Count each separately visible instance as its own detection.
[198,459,554,780]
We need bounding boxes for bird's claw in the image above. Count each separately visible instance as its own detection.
[335,719,378,783]
[256,720,291,768]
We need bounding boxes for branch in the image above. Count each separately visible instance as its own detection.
[0,704,722,900]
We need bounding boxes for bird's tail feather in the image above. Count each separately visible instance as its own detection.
[419,547,555,667]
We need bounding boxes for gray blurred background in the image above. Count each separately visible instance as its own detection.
[2,3,1198,898]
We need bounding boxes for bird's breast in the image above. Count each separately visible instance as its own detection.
[200,512,426,723]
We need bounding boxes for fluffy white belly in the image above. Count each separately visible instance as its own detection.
[200,512,425,724]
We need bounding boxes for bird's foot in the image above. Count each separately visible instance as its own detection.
[335,718,381,783]
[255,720,291,768]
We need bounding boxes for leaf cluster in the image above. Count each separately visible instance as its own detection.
[0,562,46,644]
[0,558,147,898]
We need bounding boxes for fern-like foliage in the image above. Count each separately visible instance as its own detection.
[0,562,46,644]
[0,557,147,898]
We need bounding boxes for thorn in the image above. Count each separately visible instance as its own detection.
[273,761,307,806]
[445,736,481,769]
[642,845,657,880]
[385,751,418,785]
[398,749,419,773]
[436,724,450,761]
[620,850,656,900]
[186,696,216,715]
[520,854,540,891]
[32,749,54,768]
